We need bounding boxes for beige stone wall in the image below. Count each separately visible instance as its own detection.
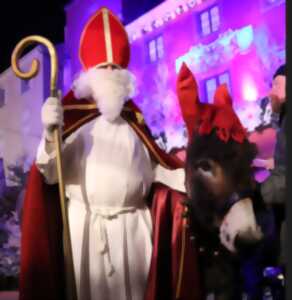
[0,46,46,185]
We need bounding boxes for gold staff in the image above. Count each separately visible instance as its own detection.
[11,35,77,300]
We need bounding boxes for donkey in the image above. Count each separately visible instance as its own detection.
[176,63,276,299]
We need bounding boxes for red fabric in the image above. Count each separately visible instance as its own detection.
[19,165,65,300]
[177,63,246,143]
[145,184,203,300]
[213,83,232,107]
[19,92,198,300]
[79,7,130,69]
[175,63,201,140]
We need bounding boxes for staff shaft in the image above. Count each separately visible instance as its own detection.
[11,35,77,300]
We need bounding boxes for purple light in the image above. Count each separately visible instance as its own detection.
[242,77,258,102]
[236,25,254,52]
[63,0,285,152]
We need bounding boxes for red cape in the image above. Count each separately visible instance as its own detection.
[19,91,203,300]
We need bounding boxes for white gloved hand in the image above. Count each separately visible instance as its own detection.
[154,165,186,193]
[219,198,262,253]
[41,96,63,142]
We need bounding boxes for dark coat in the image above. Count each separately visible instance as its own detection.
[261,106,286,266]
[261,107,286,205]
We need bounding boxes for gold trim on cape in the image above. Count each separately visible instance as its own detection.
[62,105,173,169]
[63,113,98,137]
[63,104,97,111]
[176,206,188,298]
[127,119,171,169]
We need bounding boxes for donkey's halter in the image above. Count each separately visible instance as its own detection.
[218,189,255,217]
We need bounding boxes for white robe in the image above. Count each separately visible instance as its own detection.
[36,115,185,300]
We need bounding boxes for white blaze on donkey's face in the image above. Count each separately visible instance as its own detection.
[72,66,136,122]
[186,158,234,230]
[191,158,263,253]
[219,198,263,253]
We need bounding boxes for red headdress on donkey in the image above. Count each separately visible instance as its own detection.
[176,63,247,143]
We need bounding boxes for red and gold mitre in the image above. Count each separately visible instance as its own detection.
[79,7,130,70]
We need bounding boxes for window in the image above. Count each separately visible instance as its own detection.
[0,88,5,108]
[210,6,220,31]
[149,40,157,62]
[200,12,211,36]
[148,36,164,63]
[157,36,164,59]
[204,71,231,103]
[199,5,220,36]
[21,79,30,94]
[206,78,217,103]
[218,73,230,87]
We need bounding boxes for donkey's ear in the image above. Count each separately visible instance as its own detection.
[176,63,201,139]
[213,84,232,107]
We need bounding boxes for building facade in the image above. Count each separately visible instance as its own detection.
[125,0,285,150]
[0,0,286,169]
[0,45,64,185]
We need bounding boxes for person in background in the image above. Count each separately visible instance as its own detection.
[260,64,286,267]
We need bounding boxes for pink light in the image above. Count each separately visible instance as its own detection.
[242,78,258,102]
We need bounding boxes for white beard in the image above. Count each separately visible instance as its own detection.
[72,67,136,122]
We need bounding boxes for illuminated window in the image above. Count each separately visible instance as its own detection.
[200,12,211,36]
[149,40,157,62]
[206,78,217,103]
[219,73,230,87]
[200,5,220,36]
[148,36,164,63]
[210,6,220,31]
[204,71,231,103]
[157,36,164,59]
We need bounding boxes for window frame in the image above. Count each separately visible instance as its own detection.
[199,5,221,37]
[204,71,232,103]
[147,35,164,63]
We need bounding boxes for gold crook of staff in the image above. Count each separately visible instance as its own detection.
[11,35,77,300]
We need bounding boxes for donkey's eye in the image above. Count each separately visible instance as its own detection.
[196,160,211,171]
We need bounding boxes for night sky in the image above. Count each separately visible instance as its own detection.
[0,0,164,73]
[0,0,70,73]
